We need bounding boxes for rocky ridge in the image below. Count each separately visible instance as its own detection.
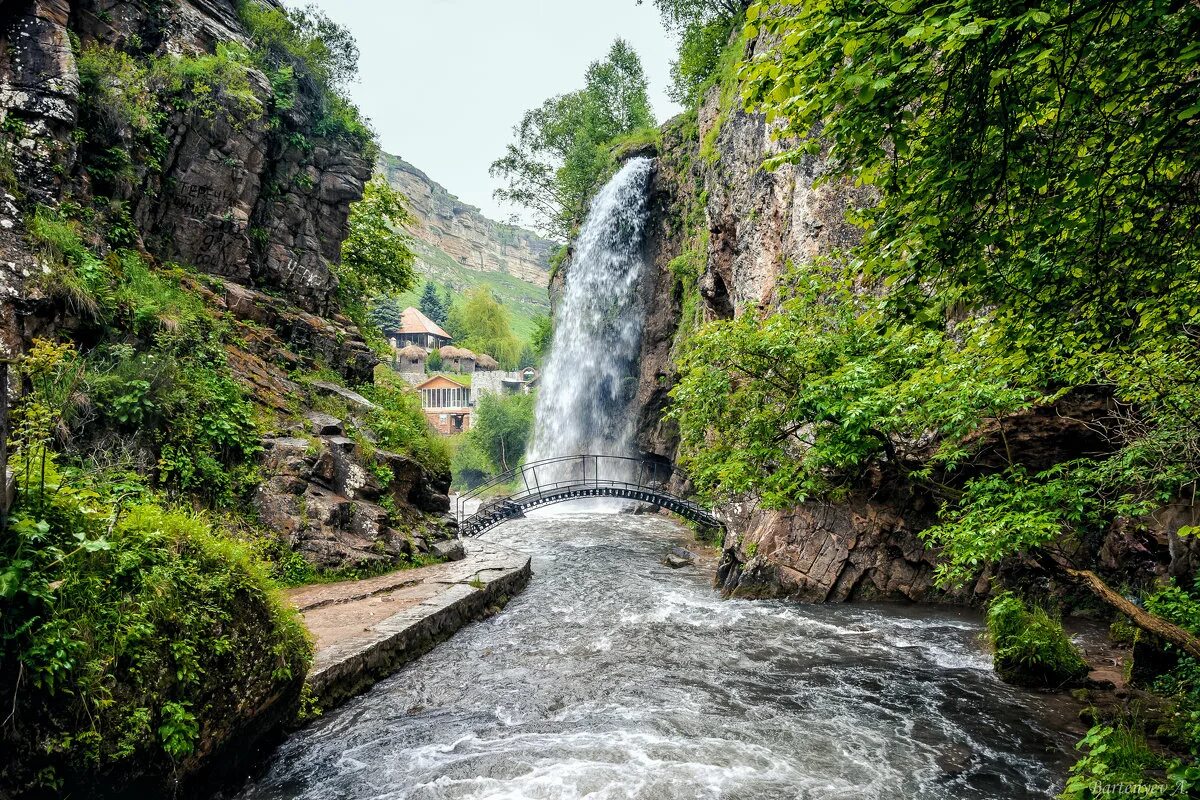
[0,0,455,572]
[378,151,554,288]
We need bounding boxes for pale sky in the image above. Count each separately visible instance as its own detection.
[288,0,682,228]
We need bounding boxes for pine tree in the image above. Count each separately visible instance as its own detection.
[419,281,447,326]
[368,295,403,336]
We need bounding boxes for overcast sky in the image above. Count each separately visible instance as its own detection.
[288,0,682,228]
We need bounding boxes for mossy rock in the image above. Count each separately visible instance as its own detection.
[988,592,1090,689]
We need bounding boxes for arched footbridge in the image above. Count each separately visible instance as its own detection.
[455,454,722,538]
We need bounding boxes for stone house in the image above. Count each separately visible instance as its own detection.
[438,346,476,374]
[392,344,426,374]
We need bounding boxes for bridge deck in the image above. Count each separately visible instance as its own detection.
[455,455,722,538]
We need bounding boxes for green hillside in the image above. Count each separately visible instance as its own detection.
[397,240,549,342]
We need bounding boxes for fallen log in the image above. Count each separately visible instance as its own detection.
[1067,568,1200,660]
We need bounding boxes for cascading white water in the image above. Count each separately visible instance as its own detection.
[529,157,654,467]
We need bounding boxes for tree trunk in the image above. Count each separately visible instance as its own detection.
[1067,568,1200,660]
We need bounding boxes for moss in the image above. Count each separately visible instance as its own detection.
[986,592,1090,688]
[548,244,569,284]
[699,27,751,166]
[608,125,662,161]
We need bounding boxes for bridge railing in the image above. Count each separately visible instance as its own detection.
[455,454,686,525]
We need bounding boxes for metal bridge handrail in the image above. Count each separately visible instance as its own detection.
[457,482,722,538]
[455,454,688,524]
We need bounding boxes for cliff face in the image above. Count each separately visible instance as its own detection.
[0,2,453,793]
[631,97,941,602]
[0,0,456,574]
[626,35,1158,604]
[625,26,1200,605]
[0,0,367,325]
[378,152,554,288]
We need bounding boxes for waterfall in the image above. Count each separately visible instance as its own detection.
[529,157,654,469]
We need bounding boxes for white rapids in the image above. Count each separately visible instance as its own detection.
[236,516,1077,800]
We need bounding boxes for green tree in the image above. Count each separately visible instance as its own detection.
[491,39,655,238]
[418,280,447,326]
[447,288,522,369]
[338,177,416,306]
[368,295,403,336]
[640,0,747,103]
[530,313,553,361]
[238,1,359,90]
[237,0,372,149]
[469,392,535,473]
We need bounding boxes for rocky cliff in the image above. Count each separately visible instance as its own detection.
[0,0,454,570]
[378,152,554,287]
[629,98,946,602]
[0,1,453,794]
[622,33,1189,605]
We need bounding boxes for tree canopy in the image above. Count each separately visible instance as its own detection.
[491,39,655,239]
[446,288,522,369]
[640,0,748,103]
[418,280,448,326]
[338,177,416,305]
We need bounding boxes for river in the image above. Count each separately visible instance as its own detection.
[237,512,1077,800]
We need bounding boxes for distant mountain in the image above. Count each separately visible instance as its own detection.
[377,153,554,340]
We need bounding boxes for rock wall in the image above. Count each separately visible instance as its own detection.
[621,30,1197,605]
[622,34,1119,604]
[378,152,554,287]
[0,0,457,564]
[0,0,369,324]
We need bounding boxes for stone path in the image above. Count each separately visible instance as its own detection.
[288,539,532,709]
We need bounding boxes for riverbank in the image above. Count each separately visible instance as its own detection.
[289,539,532,711]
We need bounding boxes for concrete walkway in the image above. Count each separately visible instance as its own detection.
[288,539,532,710]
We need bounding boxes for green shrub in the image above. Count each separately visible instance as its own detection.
[986,592,1089,688]
[469,392,535,475]
[451,434,494,490]
[152,42,261,124]
[0,342,308,796]
[25,211,261,505]
[1143,581,1200,760]
[359,379,450,474]
[1110,618,1139,646]
[85,338,262,504]
[669,14,739,105]
[426,348,444,371]
[27,206,114,319]
[237,0,374,151]
[75,45,168,186]
[1060,723,1169,800]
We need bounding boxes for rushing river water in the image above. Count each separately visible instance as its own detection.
[239,513,1077,800]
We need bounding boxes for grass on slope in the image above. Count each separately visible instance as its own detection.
[398,239,550,342]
